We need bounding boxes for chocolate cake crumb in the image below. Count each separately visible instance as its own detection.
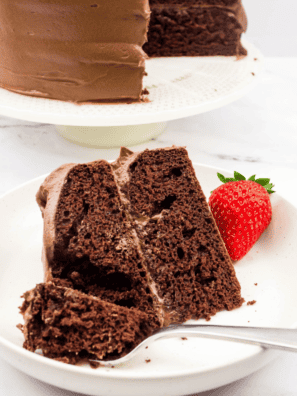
[145,359,151,363]
[254,283,258,286]
[145,346,149,349]
[181,337,188,340]
[247,300,256,306]
[90,361,101,369]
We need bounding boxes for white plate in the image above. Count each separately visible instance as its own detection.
[0,39,263,126]
[0,163,295,396]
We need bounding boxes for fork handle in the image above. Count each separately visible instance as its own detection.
[155,324,297,352]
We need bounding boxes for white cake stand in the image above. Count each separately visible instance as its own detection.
[0,39,263,148]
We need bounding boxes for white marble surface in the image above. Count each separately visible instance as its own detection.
[0,57,297,395]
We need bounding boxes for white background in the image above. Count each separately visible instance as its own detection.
[244,0,297,56]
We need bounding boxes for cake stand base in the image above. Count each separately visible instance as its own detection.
[55,122,167,148]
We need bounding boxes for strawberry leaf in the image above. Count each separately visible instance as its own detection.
[263,183,275,194]
[255,178,270,186]
[217,173,227,183]
[234,171,246,181]
[213,172,276,194]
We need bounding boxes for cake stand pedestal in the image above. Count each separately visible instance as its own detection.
[0,39,263,148]
[55,122,167,148]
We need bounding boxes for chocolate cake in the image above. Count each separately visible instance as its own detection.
[0,1,247,102]
[144,0,247,57]
[19,147,243,364]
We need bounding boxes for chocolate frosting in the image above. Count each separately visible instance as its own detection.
[36,163,75,278]
[0,0,149,102]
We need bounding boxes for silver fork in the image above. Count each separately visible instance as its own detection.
[92,323,297,366]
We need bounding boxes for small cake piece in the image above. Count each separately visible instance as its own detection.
[112,147,244,322]
[36,160,162,327]
[20,282,153,364]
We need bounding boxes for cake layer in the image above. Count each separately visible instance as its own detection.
[0,0,149,102]
[113,147,244,322]
[144,3,247,57]
[36,160,162,326]
[20,283,153,364]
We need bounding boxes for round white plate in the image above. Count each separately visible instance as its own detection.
[0,163,294,396]
[0,39,263,127]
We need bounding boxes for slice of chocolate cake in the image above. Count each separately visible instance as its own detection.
[35,160,162,327]
[20,282,153,365]
[20,147,243,365]
[112,147,244,323]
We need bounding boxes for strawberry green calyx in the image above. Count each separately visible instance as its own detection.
[216,171,275,194]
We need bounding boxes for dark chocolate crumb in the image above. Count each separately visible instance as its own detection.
[247,300,256,306]
[142,88,149,95]
[90,360,101,369]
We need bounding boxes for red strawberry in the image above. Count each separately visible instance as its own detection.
[209,171,274,261]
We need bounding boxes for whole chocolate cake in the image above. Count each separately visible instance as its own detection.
[0,1,247,102]
[19,147,244,364]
